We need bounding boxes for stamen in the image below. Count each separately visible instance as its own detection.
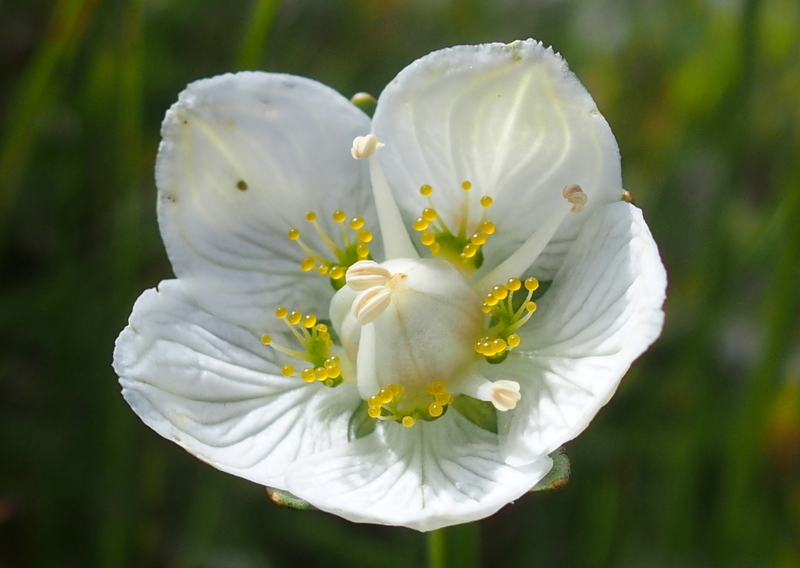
[346,260,391,290]
[287,209,376,289]
[355,134,419,260]
[352,286,393,324]
[476,185,587,293]
[477,380,521,412]
[261,307,343,388]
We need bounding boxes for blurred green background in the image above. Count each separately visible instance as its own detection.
[1,0,799,566]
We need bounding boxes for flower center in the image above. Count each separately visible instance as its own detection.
[330,258,484,424]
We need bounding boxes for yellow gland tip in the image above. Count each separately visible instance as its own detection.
[261,334,271,345]
[402,416,415,427]
[350,217,365,230]
[507,277,521,291]
[492,285,508,300]
[330,266,345,280]
[287,228,300,240]
[333,210,346,223]
[429,380,446,393]
[507,333,521,347]
[413,218,428,231]
[525,277,539,291]
[315,367,328,381]
[421,232,435,246]
[481,221,496,235]
[300,257,315,271]
[420,184,433,196]
[435,392,453,405]
[429,403,443,417]
[356,243,370,258]
[316,323,328,332]
[470,232,487,245]
[281,364,294,376]
[288,310,302,325]
[302,314,317,328]
[526,301,537,313]
[481,303,493,313]
[275,307,288,318]
[462,243,478,258]
[422,208,437,221]
[316,264,329,275]
[484,293,498,307]
[358,229,373,243]
[461,180,472,190]
[389,384,404,397]
[301,368,316,382]
[368,406,382,418]
[430,242,441,254]
[480,195,493,208]
[305,211,316,222]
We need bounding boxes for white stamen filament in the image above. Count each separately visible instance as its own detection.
[476,185,587,293]
[354,135,419,260]
[355,322,380,399]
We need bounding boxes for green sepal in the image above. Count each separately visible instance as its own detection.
[451,395,498,434]
[348,400,376,441]
[530,447,570,492]
[266,487,316,510]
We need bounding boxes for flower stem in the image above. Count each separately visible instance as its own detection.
[427,524,480,568]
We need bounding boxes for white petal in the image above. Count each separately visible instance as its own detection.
[490,202,666,465]
[285,411,553,531]
[113,279,357,487]
[156,71,375,328]
[373,40,621,279]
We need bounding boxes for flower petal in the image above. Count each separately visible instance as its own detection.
[491,202,666,465]
[156,71,375,327]
[285,411,553,531]
[372,39,621,278]
[113,279,357,487]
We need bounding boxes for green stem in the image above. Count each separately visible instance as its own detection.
[427,524,480,568]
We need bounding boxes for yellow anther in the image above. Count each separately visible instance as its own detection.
[484,293,498,307]
[261,334,271,345]
[332,210,346,223]
[288,311,302,326]
[305,211,317,222]
[525,301,537,313]
[422,208,437,222]
[462,243,477,258]
[420,184,433,196]
[330,266,345,280]
[492,285,508,300]
[302,314,317,328]
[301,257,315,271]
[275,307,288,318]
[524,277,539,292]
[507,334,521,347]
[287,228,300,240]
[429,403,443,417]
[356,243,369,258]
[481,221,495,235]
[350,217,365,230]
[430,242,441,254]
[315,367,328,381]
[481,303,493,314]
[435,392,453,405]
[507,278,521,291]
[480,195,493,208]
[368,406,382,418]
[301,368,316,382]
[470,232,487,245]
[461,180,472,190]
[402,416,415,428]
[358,229,373,243]
[281,364,294,376]
[413,218,428,231]
[421,232,435,246]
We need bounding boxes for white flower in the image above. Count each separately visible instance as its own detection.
[113,39,666,531]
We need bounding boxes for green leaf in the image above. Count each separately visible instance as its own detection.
[530,447,571,492]
[348,400,376,441]
[451,395,498,434]
[265,487,316,510]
